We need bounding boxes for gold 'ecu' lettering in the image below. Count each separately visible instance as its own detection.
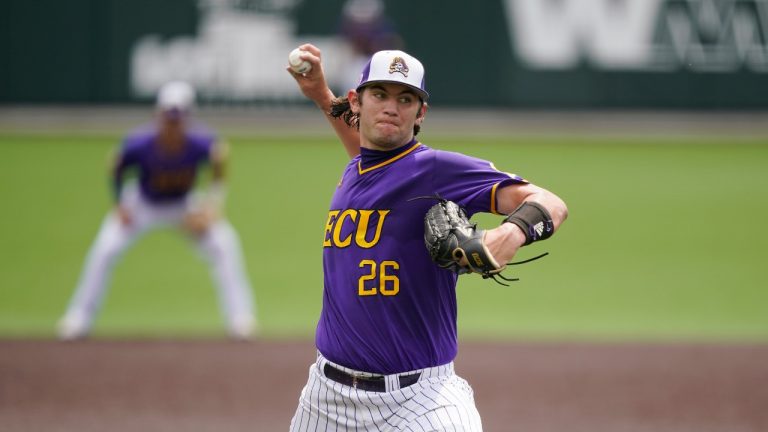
[323,209,390,249]
[149,168,195,193]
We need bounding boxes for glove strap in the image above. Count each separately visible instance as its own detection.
[503,201,554,246]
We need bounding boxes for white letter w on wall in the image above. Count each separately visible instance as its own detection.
[503,0,663,69]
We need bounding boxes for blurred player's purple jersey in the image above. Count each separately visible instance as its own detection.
[316,141,526,374]
[115,124,215,203]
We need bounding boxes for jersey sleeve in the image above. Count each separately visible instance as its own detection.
[189,123,217,162]
[431,150,527,217]
[112,133,143,201]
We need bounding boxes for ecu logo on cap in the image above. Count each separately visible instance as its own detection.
[388,57,409,77]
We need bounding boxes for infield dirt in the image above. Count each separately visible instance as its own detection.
[2,340,767,432]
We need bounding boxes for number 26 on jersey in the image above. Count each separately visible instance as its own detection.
[358,260,400,296]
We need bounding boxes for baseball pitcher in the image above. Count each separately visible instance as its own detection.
[286,46,568,431]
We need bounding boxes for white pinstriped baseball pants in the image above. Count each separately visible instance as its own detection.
[290,353,483,431]
[61,184,255,336]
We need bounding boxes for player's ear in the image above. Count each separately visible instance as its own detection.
[415,101,428,123]
[348,89,361,113]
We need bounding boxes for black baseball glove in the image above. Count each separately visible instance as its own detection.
[424,199,505,275]
[423,199,547,284]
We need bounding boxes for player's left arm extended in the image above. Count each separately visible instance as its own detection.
[184,140,228,235]
[484,183,568,265]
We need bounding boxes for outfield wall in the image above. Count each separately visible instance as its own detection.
[1,106,767,139]
[2,0,768,108]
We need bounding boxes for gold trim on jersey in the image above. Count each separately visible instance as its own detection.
[491,174,528,215]
[490,182,502,215]
[357,142,422,175]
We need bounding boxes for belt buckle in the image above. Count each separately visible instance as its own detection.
[351,375,358,389]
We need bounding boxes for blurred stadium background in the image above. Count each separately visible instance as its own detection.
[1,1,768,430]
[5,0,768,108]
[2,0,766,341]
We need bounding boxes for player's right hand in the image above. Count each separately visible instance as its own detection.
[183,206,217,236]
[286,43,336,112]
[116,205,133,227]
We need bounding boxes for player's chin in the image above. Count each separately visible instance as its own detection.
[371,126,407,147]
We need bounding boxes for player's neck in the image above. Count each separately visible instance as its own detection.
[157,126,185,153]
[359,138,418,169]
[361,136,415,152]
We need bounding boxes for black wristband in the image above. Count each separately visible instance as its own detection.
[502,201,554,245]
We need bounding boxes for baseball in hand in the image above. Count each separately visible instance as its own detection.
[288,48,312,74]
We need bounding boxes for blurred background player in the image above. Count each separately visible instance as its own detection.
[337,0,403,93]
[57,81,257,341]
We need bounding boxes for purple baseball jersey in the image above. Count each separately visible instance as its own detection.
[114,124,215,203]
[316,140,527,374]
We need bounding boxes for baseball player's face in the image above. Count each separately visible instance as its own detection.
[156,109,188,150]
[354,84,425,150]
[158,108,189,125]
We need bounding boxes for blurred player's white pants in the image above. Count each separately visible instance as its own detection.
[290,353,483,431]
[59,184,256,339]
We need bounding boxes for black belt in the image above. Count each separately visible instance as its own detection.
[323,363,421,393]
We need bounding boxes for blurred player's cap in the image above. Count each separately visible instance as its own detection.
[343,0,384,22]
[357,50,428,100]
[156,81,195,112]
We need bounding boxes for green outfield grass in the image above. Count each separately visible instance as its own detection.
[1,132,766,342]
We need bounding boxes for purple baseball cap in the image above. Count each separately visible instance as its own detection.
[356,50,429,100]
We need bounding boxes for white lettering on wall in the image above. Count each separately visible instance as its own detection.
[130,2,350,99]
[504,0,768,72]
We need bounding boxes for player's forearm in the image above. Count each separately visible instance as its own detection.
[521,190,568,231]
[326,115,361,158]
[315,91,361,158]
[489,185,568,264]
[205,180,226,210]
[287,43,362,158]
[484,223,527,265]
[486,191,567,265]
[498,184,568,231]
[112,167,125,203]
